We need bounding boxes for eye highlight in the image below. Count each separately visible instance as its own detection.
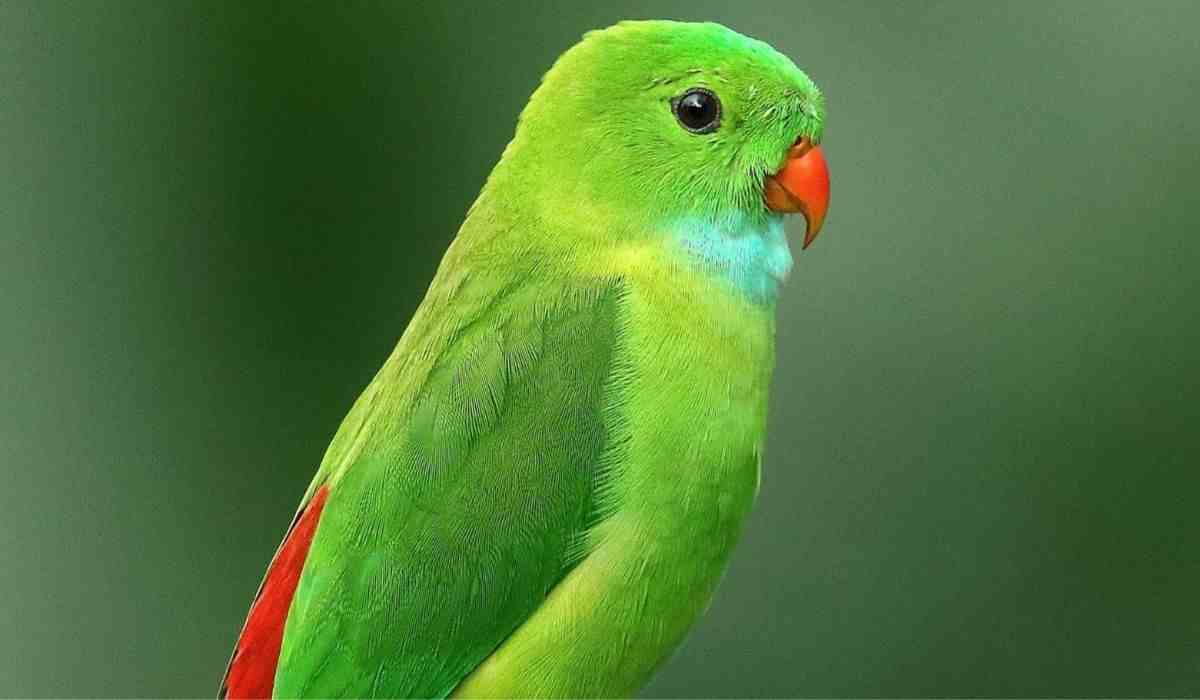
[672,88,721,134]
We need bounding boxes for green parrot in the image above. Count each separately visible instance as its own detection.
[222,19,829,699]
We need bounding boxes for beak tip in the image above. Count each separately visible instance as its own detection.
[799,207,825,251]
[800,226,818,250]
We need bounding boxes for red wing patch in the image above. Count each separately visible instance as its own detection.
[222,485,330,699]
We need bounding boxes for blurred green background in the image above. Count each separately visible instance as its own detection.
[2,1,1198,696]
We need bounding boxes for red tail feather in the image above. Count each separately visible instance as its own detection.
[222,486,330,699]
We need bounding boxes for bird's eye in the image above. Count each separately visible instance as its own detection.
[672,88,721,134]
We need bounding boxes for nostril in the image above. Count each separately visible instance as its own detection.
[789,135,813,158]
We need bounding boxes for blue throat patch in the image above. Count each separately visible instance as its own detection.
[672,213,793,304]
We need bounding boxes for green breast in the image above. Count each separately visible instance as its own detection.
[453,254,776,697]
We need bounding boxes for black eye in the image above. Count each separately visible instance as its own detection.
[672,88,721,134]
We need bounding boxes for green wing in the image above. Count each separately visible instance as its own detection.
[273,281,625,698]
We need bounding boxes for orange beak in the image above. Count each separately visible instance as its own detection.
[763,137,830,249]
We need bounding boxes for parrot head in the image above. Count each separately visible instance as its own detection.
[490,20,829,258]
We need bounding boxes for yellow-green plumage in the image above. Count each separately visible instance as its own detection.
[248,19,825,698]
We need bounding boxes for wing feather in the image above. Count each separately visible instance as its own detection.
[271,282,627,698]
[221,485,331,699]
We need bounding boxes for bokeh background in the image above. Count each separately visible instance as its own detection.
[3,1,1198,696]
